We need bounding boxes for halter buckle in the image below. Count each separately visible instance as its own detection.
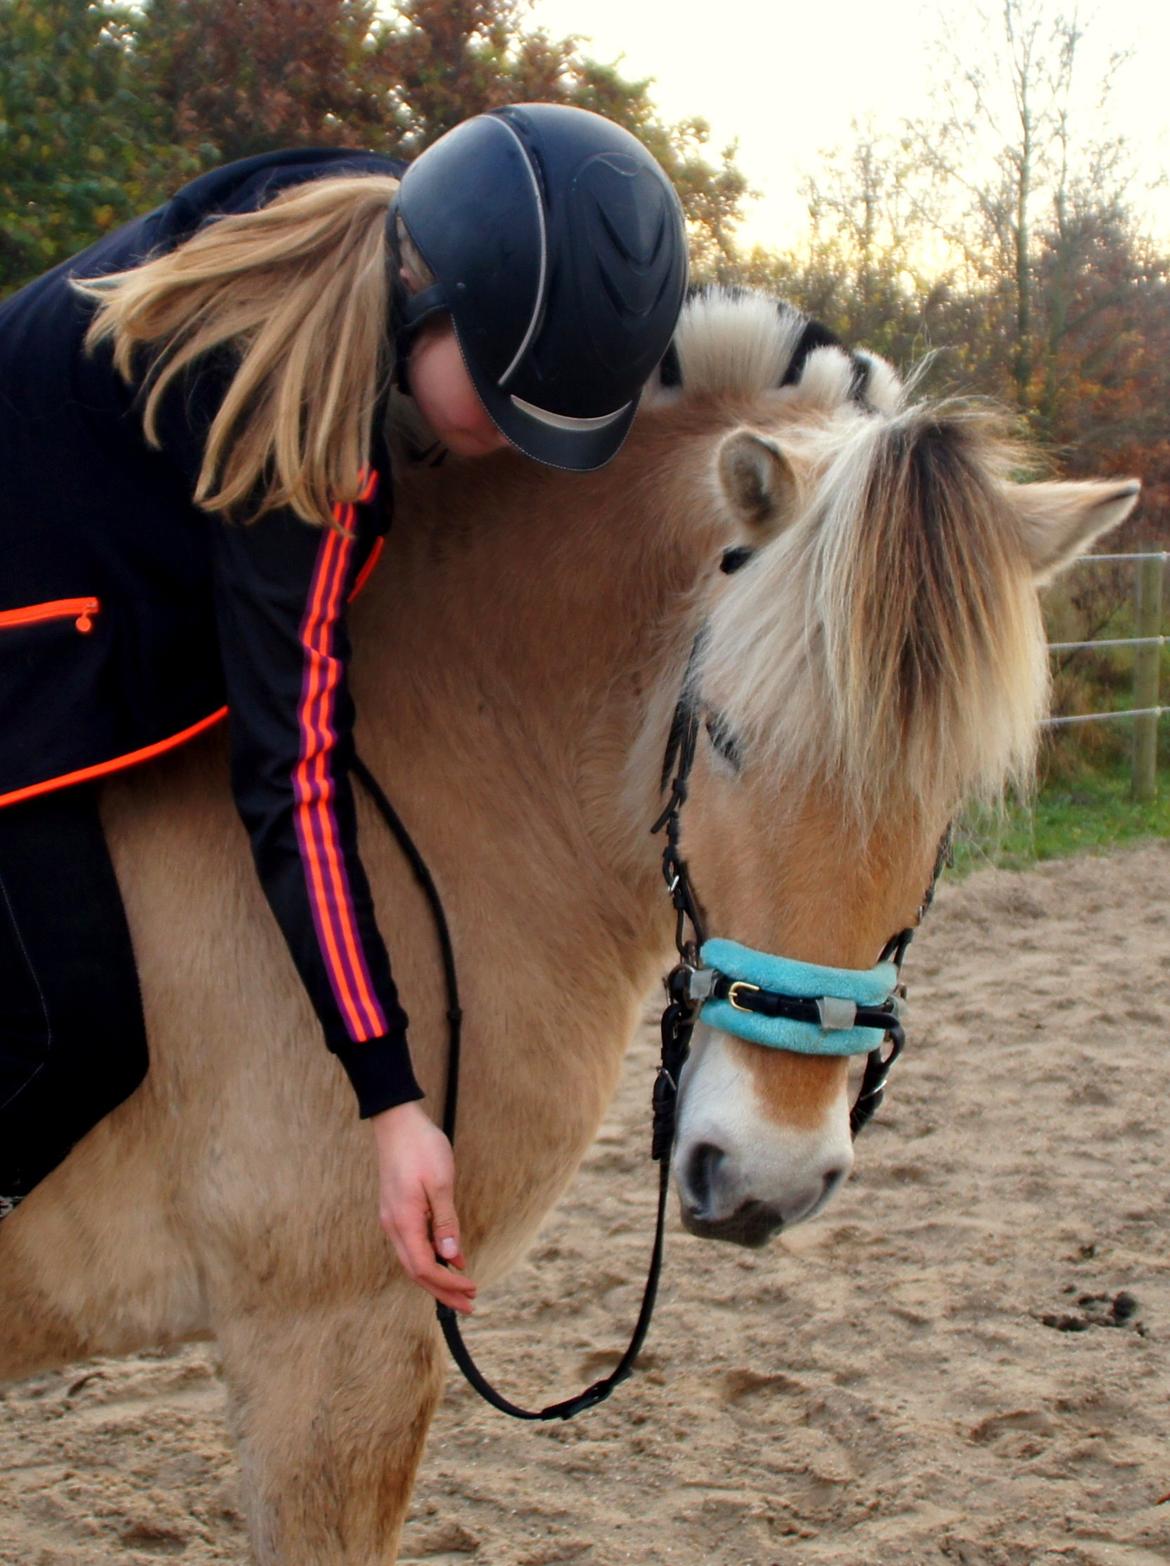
[726,980,761,1012]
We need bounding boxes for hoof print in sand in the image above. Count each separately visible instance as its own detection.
[1038,1289,1144,1335]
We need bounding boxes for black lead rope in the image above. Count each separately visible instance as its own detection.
[352,758,465,1137]
[441,1159,673,1422]
[352,755,677,1422]
[352,669,943,1420]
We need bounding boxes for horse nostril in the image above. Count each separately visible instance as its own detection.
[821,1163,849,1200]
[686,1141,725,1212]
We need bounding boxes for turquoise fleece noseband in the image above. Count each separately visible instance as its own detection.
[690,938,900,1055]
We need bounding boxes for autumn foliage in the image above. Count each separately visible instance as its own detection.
[0,0,1164,551]
[0,0,747,288]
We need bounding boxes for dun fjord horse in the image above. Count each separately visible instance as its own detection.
[0,291,1138,1563]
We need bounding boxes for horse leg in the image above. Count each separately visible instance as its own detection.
[0,1206,102,1378]
[0,1107,203,1384]
[216,1291,444,1566]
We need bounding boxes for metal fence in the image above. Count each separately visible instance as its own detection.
[1045,551,1166,799]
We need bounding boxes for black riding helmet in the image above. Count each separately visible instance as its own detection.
[388,103,688,472]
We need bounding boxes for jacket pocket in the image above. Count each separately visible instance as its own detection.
[0,597,100,635]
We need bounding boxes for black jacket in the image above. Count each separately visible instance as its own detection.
[0,149,422,1116]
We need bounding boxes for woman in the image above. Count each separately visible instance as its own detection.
[0,104,687,1314]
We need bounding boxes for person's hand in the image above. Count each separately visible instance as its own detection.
[370,1101,477,1314]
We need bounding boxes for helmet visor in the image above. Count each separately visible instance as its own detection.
[453,321,640,471]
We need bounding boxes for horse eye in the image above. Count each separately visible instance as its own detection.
[704,711,742,771]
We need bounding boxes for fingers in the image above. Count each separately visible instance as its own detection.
[384,1190,476,1314]
[370,1107,476,1311]
[428,1178,466,1271]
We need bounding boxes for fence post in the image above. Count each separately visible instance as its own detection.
[1131,557,1164,802]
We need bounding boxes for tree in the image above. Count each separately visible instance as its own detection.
[1,0,750,292]
[905,0,1131,417]
[0,0,182,291]
[375,0,552,152]
[1038,215,1170,526]
[137,0,750,275]
[735,128,947,364]
[137,0,396,163]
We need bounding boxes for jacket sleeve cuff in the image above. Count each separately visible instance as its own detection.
[331,1032,424,1118]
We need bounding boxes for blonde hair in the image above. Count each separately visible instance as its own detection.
[74,173,401,527]
[394,213,435,292]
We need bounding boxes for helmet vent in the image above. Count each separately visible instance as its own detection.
[491,116,550,388]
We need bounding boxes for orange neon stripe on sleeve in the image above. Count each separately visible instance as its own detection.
[348,536,384,603]
[306,523,388,1039]
[293,515,388,1042]
[293,531,368,1040]
[295,530,374,1039]
[310,513,388,1038]
[305,521,386,1033]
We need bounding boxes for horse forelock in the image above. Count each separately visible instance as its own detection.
[697,400,1049,828]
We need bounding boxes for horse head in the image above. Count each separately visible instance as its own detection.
[642,292,1140,1246]
[382,288,1138,1262]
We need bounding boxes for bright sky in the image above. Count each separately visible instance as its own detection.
[527,0,1170,254]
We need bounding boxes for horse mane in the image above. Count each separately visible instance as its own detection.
[646,288,903,415]
[652,289,1048,826]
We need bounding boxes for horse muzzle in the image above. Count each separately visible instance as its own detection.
[674,1113,853,1249]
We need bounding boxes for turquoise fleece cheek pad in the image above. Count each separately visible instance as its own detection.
[698,937,898,1056]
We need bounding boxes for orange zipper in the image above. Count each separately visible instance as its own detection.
[0,596,100,635]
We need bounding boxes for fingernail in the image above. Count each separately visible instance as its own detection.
[439,1237,458,1259]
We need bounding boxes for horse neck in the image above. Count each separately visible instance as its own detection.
[357,432,721,968]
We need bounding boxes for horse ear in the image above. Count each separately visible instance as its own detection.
[1010,479,1141,584]
[716,430,798,538]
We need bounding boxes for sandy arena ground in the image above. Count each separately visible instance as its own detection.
[1,840,1168,1566]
